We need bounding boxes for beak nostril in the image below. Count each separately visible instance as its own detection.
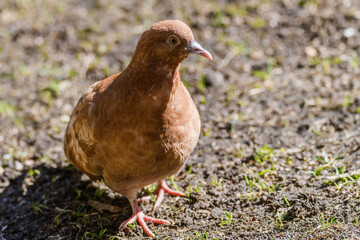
[187,41,213,60]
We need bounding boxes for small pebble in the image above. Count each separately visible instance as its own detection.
[304,46,317,57]
[343,28,356,38]
[211,207,223,218]
[14,161,24,171]
[182,216,193,225]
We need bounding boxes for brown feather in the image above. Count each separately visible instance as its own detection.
[64,20,202,198]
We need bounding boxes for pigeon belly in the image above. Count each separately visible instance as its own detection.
[93,81,201,195]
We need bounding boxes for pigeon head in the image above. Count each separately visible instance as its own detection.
[130,20,212,68]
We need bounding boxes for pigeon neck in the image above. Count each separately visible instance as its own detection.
[127,60,181,87]
[122,62,181,105]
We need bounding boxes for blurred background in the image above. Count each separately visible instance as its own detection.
[1,0,360,239]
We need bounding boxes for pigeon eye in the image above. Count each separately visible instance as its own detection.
[167,36,179,45]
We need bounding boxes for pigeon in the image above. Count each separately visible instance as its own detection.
[64,20,212,237]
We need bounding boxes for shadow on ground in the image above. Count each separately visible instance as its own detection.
[0,165,136,240]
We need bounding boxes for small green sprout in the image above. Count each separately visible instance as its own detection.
[194,230,209,240]
[258,169,270,177]
[54,215,60,225]
[220,211,233,226]
[75,205,85,217]
[0,101,24,129]
[319,214,336,229]
[243,175,252,193]
[249,16,265,29]
[255,145,273,163]
[185,166,192,177]
[197,75,207,92]
[283,195,290,206]
[252,70,269,80]
[75,189,82,198]
[187,183,192,198]
[29,169,41,176]
[169,176,179,192]
[351,52,358,70]
[195,184,200,194]
[267,183,282,192]
[94,189,106,198]
[211,178,222,188]
[203,128,212,137]
[128,222,136,230]
[268,211,286,228]
[343,96,352,108]
[81,228,107,240]
[32,202,41,213]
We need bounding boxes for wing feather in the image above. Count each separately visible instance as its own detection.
[64,80,101,180]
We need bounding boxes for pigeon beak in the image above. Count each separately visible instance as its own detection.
[187,41,213,60]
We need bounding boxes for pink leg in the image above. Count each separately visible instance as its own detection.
[151,180,186,212]
[119,198,170,237]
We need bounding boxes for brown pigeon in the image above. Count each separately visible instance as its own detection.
[64,20,212,237]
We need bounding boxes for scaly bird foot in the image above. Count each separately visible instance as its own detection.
[138,179,186,212]
[119,200,170,237]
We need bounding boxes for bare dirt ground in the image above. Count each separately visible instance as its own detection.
[1,0,360,239]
